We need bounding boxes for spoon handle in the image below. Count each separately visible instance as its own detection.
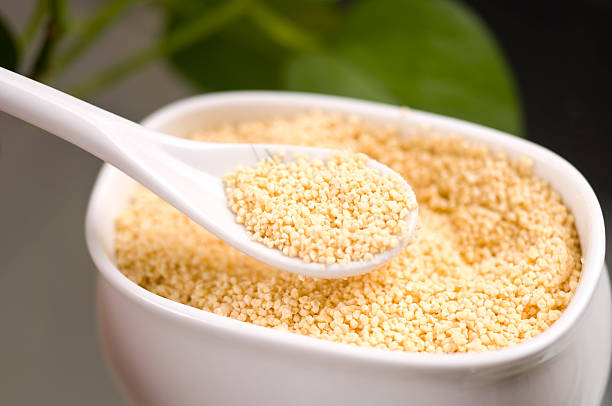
[0,67,225,229]
[0,67,141,164]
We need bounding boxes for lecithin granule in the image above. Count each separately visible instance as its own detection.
[223,150,417,265]
[115,112,582,353]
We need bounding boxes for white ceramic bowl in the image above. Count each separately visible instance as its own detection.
[86,92,610,406]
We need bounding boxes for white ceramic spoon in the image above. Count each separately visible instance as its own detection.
[0,67,418,278]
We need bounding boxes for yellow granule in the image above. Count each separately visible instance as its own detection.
[115,112,582,353]
[223,150,417,265]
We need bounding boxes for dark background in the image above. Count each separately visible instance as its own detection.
[0,1,610,404]
[464,0,612,232]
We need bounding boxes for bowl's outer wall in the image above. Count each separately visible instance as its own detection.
[98,270,610,406]
[88,92,610,405]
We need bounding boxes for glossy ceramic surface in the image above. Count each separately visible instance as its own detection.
[87,92,610,406]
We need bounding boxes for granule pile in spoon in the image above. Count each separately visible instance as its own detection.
[223,150,417,265]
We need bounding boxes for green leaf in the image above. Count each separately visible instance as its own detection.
[164,0,521,135]
[325,0,522,134]
[0,14,18,70]
[165,0,340,91]
[168,16,288,90]
[286,53,398,104]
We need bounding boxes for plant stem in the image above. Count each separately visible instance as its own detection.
[28,0,68,79]
[21,0,48,53]
[70,0,250,98]
[46,0,137,81]
[249,1,320,53]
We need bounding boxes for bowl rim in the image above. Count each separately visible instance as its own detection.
[86,90,606,371]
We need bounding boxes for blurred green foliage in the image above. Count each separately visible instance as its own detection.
[166,0,336,90]
[0,16,18,70]
[0,0,522,135]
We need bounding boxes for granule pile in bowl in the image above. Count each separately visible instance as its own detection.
[224,150,417,265]
[115,112,582,353]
